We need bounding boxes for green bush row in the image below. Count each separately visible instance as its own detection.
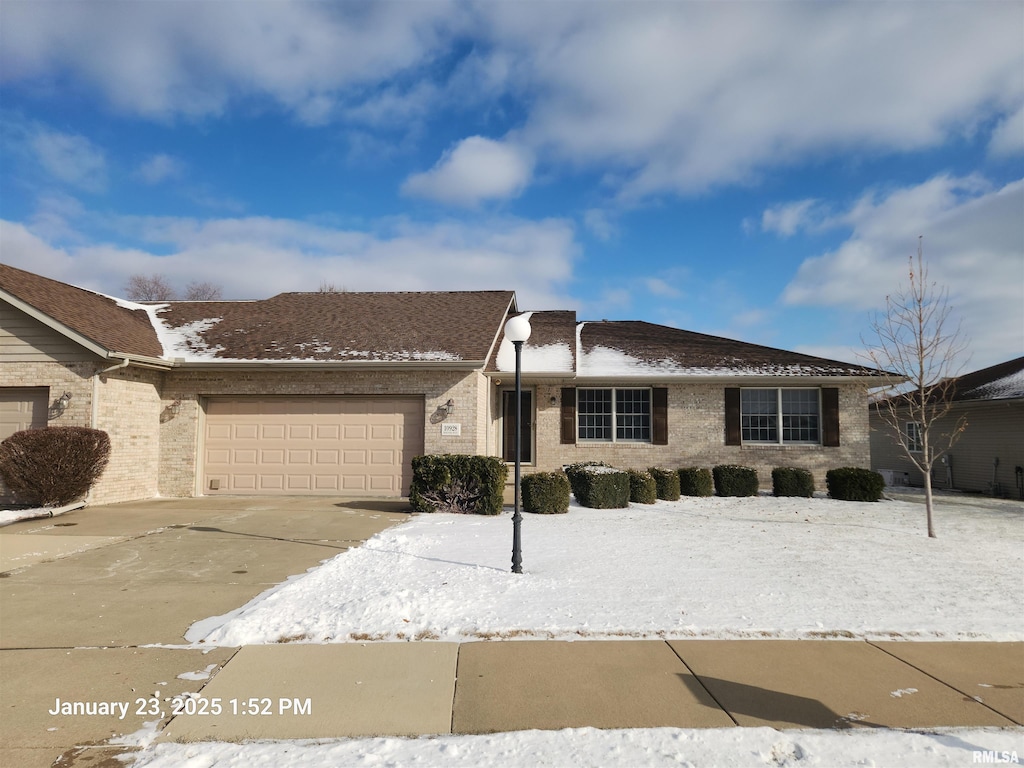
[472,458,885,514]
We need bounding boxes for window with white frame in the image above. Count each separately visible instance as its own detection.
[905,422,923,452]
[578,388,651,442]
[740,388,820,444]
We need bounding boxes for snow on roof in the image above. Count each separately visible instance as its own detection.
[955,359,1024,401]
[495,312,576,373]
[970,368,1024,400]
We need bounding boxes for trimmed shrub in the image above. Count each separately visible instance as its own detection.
[409,454,508,515]
[678,467,713,497]
[772,467,815,498]
[713,464,759,497]
[628,469,657,504]
[0,427,111,506]
[563,461,610,499]
[564,462,630,509]
[521,471,571,514]
[648,467,681,501]
[826,467,885,502]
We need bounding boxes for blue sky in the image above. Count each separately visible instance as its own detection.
[1,1,1022,370]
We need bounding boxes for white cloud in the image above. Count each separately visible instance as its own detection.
[136,154,184,184]
[583,209,617,241]
[783,175,1024,369]
[29,128,107,191]
[481,2,1024,199]
[4,3,1019,198]
[761,199,821,238]
[0,1,457,123]
[401,136,533,207]
[0,212,578,311]
[989,105,1024,157]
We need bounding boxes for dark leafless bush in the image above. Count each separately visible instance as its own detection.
[0,427,111,506]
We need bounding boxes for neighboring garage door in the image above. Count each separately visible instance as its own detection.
[203,396,425,496]
[0,387,48,440]
[0,387,49,501]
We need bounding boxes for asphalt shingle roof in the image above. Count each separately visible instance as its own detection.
[0,263,164,358]
[947,356,1024,402]
[155,291,516,362]
[577,320,882,376]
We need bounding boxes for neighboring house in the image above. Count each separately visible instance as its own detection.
[870,357,1024,498]
[1,264,884,505]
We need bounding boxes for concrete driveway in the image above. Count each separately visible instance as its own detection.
[0,496,410,768]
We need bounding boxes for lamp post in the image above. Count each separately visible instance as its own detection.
[504,313,532,574]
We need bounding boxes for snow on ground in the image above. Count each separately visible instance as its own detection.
[0,501,85,527]
[188,492,1023,646]
[127,727,1023,768]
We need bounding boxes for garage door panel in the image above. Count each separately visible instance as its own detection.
[203,396,424,496]
[316,424,340,440]
[370,450,395,465]
[260,449,285,464]
[289,424,313,440]
[343,450,367,465]
[314,475,339,490]
[207,424,232,440]
[343,424,367,440]
[233,449,258,464]
[315,449,339,464]
[261,424,286,440]
[259,475,284,490]
[287,475,311,490]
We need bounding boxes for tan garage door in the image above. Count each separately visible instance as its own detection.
[0,387,48,440]
[0,387,49,501]
[203,397,425,496]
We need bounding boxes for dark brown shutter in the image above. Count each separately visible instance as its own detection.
[822,387,840,447]
[561,387,576,444]
[652,387,668,445]
[724,388,741,445]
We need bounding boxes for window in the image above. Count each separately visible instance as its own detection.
[905,422,923,452]
[577,388,651,442]
[740,388,820,445]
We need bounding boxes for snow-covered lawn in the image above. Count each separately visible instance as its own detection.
[124,492,1024,767]
[127,726,1023,768]
[188,492,1023,646]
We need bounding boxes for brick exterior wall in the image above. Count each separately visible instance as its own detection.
[91,367,163,504]
[0,360,165,505]
[500,380,872,490]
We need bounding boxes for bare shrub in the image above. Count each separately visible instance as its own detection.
[0,427,111,506]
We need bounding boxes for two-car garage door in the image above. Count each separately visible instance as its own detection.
[203,397,425,496]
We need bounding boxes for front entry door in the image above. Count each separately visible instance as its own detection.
[502,390,533,463]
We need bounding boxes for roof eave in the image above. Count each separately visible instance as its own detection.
[2,289,121,360]
[170,359,486,371]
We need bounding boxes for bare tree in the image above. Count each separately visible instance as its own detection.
[183,281,223,300]
[318,281,346,293]
[862,237,969,538]
[124,274,176,301]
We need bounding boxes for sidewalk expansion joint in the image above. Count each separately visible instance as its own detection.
[663,640,740,727]
[865,640,1021,726]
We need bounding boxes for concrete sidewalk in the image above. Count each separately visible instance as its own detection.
[1,497,1021,768]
